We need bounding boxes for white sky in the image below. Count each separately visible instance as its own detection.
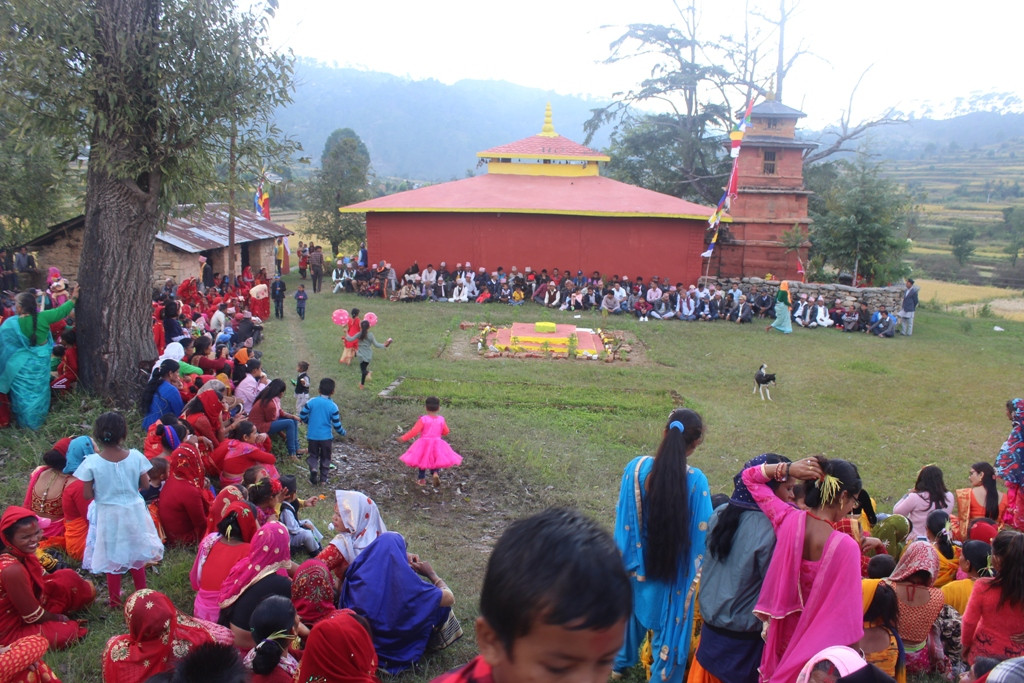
[263,0,1022,129]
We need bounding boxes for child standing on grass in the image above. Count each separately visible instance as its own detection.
[294,284,308,320]
[299,377,346,486]
[399,396,462,487]
[294,360,311,415]
[74,412,164,608]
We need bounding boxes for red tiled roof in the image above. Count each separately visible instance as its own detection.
[340,174,716,220]
[477,134,610,160]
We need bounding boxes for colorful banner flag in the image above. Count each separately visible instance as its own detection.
[730,99,755,158]
[254,182,270,219]
[703,98,755,258]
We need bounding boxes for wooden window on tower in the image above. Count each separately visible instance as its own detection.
[762,150,777,175]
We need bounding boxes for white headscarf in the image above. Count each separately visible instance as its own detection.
[153,341,185,371]
[330,490,388,563]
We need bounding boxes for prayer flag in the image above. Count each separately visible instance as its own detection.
[254,182,270,219]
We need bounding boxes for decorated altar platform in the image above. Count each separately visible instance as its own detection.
[485,322,606,358]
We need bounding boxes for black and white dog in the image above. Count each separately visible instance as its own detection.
[754,363,776,401]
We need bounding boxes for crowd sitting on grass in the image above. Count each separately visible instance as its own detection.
[320,257,907,335]
[0,253,1015,683]
[5,383,1024,682]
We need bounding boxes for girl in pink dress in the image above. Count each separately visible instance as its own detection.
[398,397,462,487]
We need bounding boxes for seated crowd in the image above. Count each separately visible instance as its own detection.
[0,254,1015,683]
[321,257,903,335]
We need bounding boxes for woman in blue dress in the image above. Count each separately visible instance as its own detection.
[140,359,183,431]
[613,408,713,683]
[0,289,77,428]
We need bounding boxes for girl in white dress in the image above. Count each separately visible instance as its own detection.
[74,412,164,608]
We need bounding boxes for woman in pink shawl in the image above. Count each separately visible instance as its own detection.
[217,521,294,651]
[742,456,865,683]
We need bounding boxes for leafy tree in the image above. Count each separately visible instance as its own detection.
[1002,207,1024,266]
[0,0,295,404]
[583,10,740,203]
[302,128,372,255]
[587,0,898,199]
[949,225,976,266]
[602,114,731,200]
[0,114,76,245]
[807,157,913,285]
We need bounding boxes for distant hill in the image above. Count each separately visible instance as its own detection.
[274,60,613,182]
[810,111,1024,161]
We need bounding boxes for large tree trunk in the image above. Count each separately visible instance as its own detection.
[77,165,161,407]
[77,0,163,406]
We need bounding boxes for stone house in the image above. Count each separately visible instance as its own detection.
[21,205,291,288]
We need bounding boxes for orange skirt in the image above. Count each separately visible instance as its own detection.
[686,650,722,683]
[63,518,87,562]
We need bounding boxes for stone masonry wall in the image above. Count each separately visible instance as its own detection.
[704,276,904,311]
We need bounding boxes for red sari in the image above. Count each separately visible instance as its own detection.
[0,635,60,683]
[0,507,94,649]
[22,468,70,548]
[296,609,380,683]
[101,588,231,683]
[206,486,246,535]
[191,500,259,621]
[184,391,226,450]
[158,444,214,546]
[291,560,336,627]
[214,439,278,487]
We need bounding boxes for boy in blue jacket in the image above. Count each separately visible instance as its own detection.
[299,377,346,486]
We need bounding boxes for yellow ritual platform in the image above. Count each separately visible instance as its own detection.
[487,322,605,357]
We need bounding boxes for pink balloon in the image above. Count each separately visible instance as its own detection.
[332,309,350,326]
[364,312,378,327]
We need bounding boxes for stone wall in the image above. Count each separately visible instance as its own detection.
[703,276,904,310]
[33,233,84,283]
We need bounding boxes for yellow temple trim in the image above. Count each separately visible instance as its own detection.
[338,206,728,221]
[485,161,600,177]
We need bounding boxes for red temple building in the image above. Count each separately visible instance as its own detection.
[711,100,814,280]
[340,106,719,283]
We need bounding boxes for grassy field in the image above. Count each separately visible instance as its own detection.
[3,274,1024,680]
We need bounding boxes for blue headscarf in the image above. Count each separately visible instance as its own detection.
[340,532,444,675]
[730,454,788,510]
[63,435,95,475]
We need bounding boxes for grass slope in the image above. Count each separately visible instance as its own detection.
[2,274,1023,680]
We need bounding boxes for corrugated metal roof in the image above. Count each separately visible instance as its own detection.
[158,205,292,253]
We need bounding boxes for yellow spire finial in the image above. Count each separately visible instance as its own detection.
[539,102,557,137]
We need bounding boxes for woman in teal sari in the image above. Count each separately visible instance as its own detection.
[613,408,713,683]
[0,289,77,428]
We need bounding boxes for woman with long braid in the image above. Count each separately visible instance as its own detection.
[612,408,713,683]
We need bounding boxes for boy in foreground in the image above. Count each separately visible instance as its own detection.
[432,507,631,683]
